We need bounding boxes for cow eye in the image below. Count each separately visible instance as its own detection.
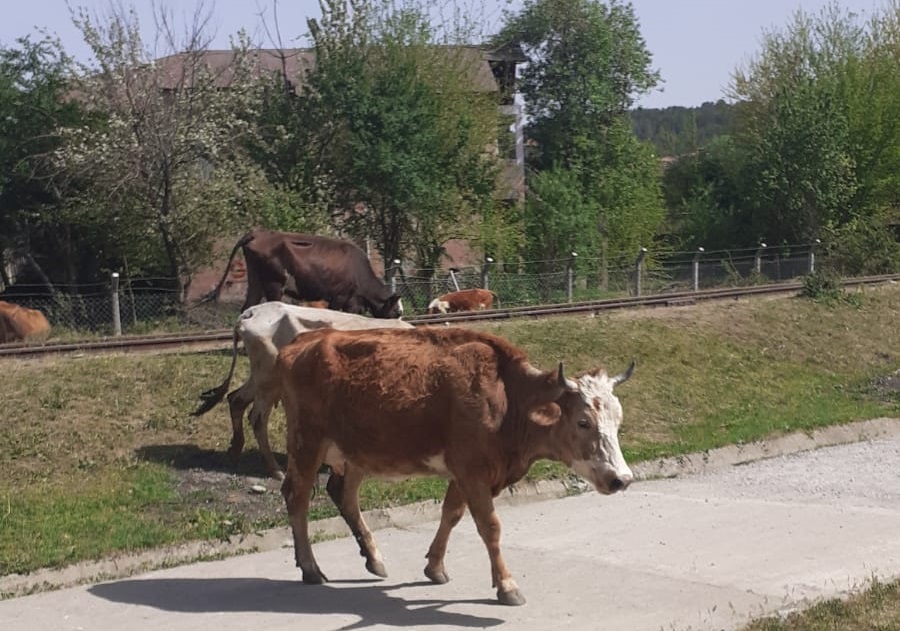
[577,419,591,429]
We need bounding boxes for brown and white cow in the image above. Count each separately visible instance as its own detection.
[427,288,497,314]
[207,230,403,318]
[276,326,635,605]
[0,301,51,344]
[192,302,412,479]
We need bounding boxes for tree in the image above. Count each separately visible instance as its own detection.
[498,0,664,275]
[728,2,900,265]
[497,0,659,169]
[53,3,275,300]
[0,36,85,292]
[296,0,502,276]
[661,135,751,250]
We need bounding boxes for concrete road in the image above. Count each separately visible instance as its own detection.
[2,430,900,631]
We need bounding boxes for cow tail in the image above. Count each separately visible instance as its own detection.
[491,290,501,309]
[195,232,254,305]
[191,326,241,416]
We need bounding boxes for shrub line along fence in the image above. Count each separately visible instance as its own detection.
[2,242,829,337]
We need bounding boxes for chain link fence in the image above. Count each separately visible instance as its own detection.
[1,242,829,340]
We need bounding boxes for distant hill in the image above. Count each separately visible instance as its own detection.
[630,100,734,156]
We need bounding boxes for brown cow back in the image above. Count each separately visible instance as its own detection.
[0,301,51,343]
[277,326,559,480]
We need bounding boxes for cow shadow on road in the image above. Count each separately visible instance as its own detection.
[89,577,504,629]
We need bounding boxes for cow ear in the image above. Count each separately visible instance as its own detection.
[528,402,562,426]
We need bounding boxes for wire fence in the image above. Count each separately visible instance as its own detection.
[1,242,827,340]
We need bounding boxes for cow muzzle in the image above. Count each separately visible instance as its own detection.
[607,472,633,493]
[572,461,634,495]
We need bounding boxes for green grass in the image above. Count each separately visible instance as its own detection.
[0,464,256,576]
[742,577,900,630]
[0,284,898,581]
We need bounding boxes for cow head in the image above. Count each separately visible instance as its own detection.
[532,361,635,495]
[370,294,403,319]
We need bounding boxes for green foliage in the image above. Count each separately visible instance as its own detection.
[523,167,597,267]
[51,7,279,298]
[268,0,504,273]
[630,100,735,156]
[497,0,664,266]
[821,208,900,276]
[664,3,900,266]
[728,3,900,254]
[497,0,659,168]
[801,269,860,306]
[0,36,89,289]
[662,135,750,249]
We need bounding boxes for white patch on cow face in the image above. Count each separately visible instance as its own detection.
[397,298,404,315]
[427,298,450,314]
[569,372,633,495]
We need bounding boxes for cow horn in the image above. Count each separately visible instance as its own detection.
[557,362,578,391]
[611,359,636,386]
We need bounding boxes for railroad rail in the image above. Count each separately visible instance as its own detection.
[2,273,897,359]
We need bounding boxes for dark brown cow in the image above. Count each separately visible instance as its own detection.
[0,301,51,343]
[208,230,402,318]
[427,288,497,314]
[277,326,635,605]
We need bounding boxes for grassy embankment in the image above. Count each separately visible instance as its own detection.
[1,284,898,581]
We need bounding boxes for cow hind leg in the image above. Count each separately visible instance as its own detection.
[326,466,387,578]
[424,481,467,584]
[282,439,328,584]
[248,396,283,480]
[226,385,253,464]
[464,484,525,606]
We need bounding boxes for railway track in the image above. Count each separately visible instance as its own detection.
[2,274,897,359]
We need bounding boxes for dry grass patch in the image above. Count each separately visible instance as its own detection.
[743,577,900,630]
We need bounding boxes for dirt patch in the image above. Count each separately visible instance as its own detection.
[164,447,335,526]
[172,466,286,523]
[870,369,900,402]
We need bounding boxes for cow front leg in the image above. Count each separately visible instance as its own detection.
[464,485,525,606]
[281,440,327,584]
[326,466,387,578]
[424,481,467,584]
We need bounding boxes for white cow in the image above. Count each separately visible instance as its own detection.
[193,302,413,479]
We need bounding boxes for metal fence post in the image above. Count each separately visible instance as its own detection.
[754,242,767,275]
[692,247,704,292]
[448,267,461,291]
[567,251,578,303]
[634,247,648,297]
[389,259,401,295]
[111,272,122,336]
[481,256,494,290]
[809,239,821,273]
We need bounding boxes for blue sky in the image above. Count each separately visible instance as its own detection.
[0,0,886,108]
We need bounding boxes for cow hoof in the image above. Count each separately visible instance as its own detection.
[302,570,328,584]
[497,589,526,606]
[366,559,388,578]
[424,565,450,584]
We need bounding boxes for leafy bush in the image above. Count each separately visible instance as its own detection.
[802,270,860,306]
